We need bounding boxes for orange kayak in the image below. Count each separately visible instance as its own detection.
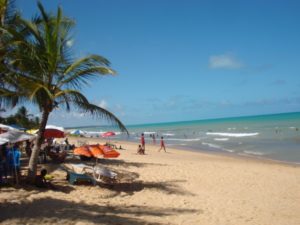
[74,146,92,158]
[74,144,120,159]
[98,145,120,158]
[88,144,104,158]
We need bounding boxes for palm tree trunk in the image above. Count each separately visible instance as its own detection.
[27,109,50,179]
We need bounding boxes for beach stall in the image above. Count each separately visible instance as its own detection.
[0,137,9,145]
[0,124,18,134]
[0,130,35,143]
[26,125,65,138]
[8,124,26,131]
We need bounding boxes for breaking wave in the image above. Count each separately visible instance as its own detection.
[206,132,259,137]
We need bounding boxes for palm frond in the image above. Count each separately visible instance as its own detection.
[0,86,26,108]
[78,103,128,135]
[0,0,16,26]
[53,89,128,134]
[57,55,115,89]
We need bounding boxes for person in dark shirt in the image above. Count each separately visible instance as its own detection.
[140,133,145,152]
[35,169,54,188]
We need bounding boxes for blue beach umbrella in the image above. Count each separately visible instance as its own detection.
[71,129,85,135]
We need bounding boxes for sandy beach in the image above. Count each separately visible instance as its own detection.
[0,137,300,225]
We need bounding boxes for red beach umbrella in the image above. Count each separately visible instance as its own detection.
[101,131,116,138]
[43,128,65,138]
[41,125,65,138]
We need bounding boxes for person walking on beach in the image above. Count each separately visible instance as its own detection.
[158,136,166,152]
[141,133,145,152]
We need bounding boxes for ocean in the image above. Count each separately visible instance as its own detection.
[70,112,300,164]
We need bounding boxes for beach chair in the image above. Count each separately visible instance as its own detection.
[61,163,96,185]
[62,163,117,185]
[85,165,118,184]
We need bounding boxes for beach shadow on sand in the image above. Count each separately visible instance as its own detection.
[0,180,76,194]
[97,158,168,168]
[101,179,196,197]
[0,197,199,225]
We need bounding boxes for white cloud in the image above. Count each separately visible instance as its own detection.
[98,100,108,109]
[209,53,243,69]
[66,39,74,47]
[71,112,85,118]
[116,104,126,115]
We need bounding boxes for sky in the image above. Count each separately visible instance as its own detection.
[12,0,300,127]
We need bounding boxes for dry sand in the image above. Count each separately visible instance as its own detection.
[0,137,300,225]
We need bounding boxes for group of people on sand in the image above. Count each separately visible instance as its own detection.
[0,138,58,188]
[137,133,166,155]
[0,143,21,185]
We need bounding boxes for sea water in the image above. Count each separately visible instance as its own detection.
[71,112,300,164]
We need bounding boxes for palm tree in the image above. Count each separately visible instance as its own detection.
[15,106,30,118]
[0,0,16,26]
[0,0,16,88]
[0,2,128,179]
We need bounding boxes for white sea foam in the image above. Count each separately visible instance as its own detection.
[143,131,156,135]
[227,127,236,130]
[167,138,201,142]
[289,127,298,130]
[167,143,187,146]
[206,132,259,137]
[224,149,234,153]
[243,150,265,156]
[162,133,175,136]
[202,142,222,149]
[214,138,229,141]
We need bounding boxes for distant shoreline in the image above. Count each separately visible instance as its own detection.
[65,111,300,129]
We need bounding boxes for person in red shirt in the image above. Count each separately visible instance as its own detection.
[158,136,166,152]
[141,133,145,152]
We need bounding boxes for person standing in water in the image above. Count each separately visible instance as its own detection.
[141,133,145,152]
[158,136,166,152]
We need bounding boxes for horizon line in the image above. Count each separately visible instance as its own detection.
[65,111,300,129]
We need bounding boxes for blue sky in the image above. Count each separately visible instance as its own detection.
[15,0,300,127]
